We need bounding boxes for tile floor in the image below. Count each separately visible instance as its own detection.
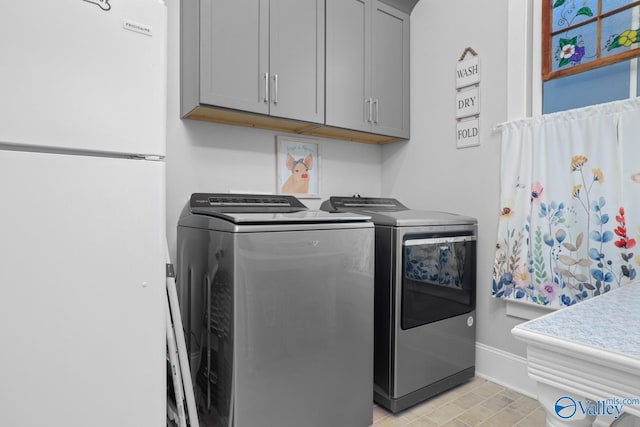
[371,377,546,427]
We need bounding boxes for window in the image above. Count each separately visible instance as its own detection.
[506,1,640,117]
[543,0,640,81]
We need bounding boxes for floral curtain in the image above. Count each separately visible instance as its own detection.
[493,98,640,308]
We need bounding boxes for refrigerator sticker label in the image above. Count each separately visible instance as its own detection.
[123,19,153,37]
[82,0,111,11]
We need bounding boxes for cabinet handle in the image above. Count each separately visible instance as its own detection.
[366,98,372,123]
[263,72,269,103]
[373,99,379,124]
[273,74,278,105]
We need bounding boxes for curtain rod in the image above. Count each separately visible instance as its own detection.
[493,97,640,132]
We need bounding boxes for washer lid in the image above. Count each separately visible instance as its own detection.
[213,210,370,224]
[186,193,370,224]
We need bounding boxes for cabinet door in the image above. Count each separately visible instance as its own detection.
[325,0,372,133]
[199,0,269,114]
[269,0,325,124]
[371,1,410,138]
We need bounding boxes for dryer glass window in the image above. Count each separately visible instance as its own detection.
[401,233,476,330]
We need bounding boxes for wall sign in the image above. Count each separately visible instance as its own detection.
[455,86,479,119]
[456,55,480,89]
[455,47,480,149]
[456,118,479,149]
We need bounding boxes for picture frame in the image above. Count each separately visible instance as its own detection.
[275,135,321,198]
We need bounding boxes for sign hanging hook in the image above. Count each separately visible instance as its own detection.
[459,47,478,62]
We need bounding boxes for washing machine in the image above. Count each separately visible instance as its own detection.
[176,193,374,427]
[321,196,477,413]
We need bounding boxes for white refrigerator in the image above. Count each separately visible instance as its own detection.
[0,1,167,426]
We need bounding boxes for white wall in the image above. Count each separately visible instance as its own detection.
[381,0,530,359]
[164,0,383,260]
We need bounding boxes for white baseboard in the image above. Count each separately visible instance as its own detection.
[474,343,625,426]
[475,342,537,399]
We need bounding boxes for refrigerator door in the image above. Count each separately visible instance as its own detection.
[0,150,166,427]
[0,0,167,156]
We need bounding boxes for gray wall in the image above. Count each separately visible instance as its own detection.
[166,0,527,358]
[382,0,527,356]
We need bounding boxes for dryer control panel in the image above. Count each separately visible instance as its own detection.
[320,196,408,212]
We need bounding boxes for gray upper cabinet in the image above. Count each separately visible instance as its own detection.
[326,0,409,139]
[268,0,325,123]
[183,0,414,144]
[372,2,410,138]
[189,0,325,124]
[198,0,268,115]
[325,0,371,134]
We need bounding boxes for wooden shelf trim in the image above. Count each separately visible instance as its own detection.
[185,106,404,145]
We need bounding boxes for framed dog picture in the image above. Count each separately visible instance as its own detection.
[276,135,320,198]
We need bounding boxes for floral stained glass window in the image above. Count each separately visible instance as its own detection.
[543,0,640,81]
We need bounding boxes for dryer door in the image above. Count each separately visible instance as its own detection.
[393,231,477,400]
[401,234,476,329]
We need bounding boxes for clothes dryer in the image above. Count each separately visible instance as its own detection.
[321,196,477,413]
[177,193,374,427]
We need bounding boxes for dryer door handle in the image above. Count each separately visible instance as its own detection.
[404,235,476,246]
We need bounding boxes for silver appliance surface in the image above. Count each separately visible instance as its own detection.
[320,196,477,226]
[366,209,476,226]
[394,311,476,397]
[177,193,375,427]
[208,210,371,224]
[390,224,476,401]
[181,193,372,232]
[321,196,477,413]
